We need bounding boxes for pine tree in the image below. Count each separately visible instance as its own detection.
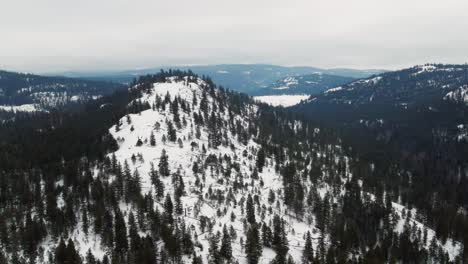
[86,249,97,264]
[256,147,266,173]
[163,194,174,225]
[158,149,170,176]
[129,212,141,252]
[191,252,203,264]
[82,209,89,236]
[246,194,256,225]
[150,131,156,146]
[66,239,82,264]
[220,225,233,261]
[150,163,164,200]
[302,231,314,263]
[136,138,143,146]
[114,209,128,254]
[55,238,67,264]
[208,232,221,264]
[272,215,289,263]
[245,225,262,264]
[174,191,183,215]
[167,121,177,142]
[262,222,272,247]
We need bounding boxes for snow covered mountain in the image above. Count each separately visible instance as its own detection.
[0,70,123,113]
[307,64,468,107]
[0,71,463,264]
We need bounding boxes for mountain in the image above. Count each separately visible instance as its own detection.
[0,70,124,113]
[305,64,468,107]
[0,70,463,264]
[253,73,355,96]
[56,64,384,95]
[292,64,468,262]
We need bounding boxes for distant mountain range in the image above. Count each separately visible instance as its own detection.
[0,70,123,113]
[253,73,355,96]
[53,64,385,95]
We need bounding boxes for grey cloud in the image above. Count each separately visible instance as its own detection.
[1,0,467,72]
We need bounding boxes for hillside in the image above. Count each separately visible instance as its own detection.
[0,71,464,264]
[307,64,468,106]
[254,73,355,96]
[293,64,468,263]
[0,70,123,113]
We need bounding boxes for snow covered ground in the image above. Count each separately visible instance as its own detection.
[254,95,309,107]
[27,76,460,263]
[106,77,317,263]
[0,104,41,112]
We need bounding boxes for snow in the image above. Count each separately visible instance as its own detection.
[324,86,343,93]
[271,77,299,90]
[365,76,382,84]
[254,95,309,107]
[216,70,229,74]
[392,202,461,261]
[105,77,319,263]
[272,86,290,90]
[0,104,41,112]
[25,76,461,264]
[444,85,468,105]
[283,77,298,86]
[413,65,437,75]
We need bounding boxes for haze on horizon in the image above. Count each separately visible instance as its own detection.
[1,0,468,73]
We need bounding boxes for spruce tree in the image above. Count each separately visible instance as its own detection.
[272,215,289,263]
[246,194,256,225]
[245,225,262,264]
[220,225,233,261]
[114,209,128,254]
[150,131,156,146]
[302,231,314,263]
[158,149,170,176]
[150,163,164,199]
[256,147,266,173]
[167,121,177,142]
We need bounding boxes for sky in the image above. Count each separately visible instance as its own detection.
[1,0,468,73]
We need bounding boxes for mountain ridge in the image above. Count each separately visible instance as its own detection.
[51,64,385,95]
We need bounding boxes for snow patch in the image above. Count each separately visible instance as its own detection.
[254,95,309,107]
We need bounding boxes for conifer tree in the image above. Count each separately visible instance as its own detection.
[245,225,262,264]
[150,163,164,200]
[163,194,174,225]
[167,121,177,142]
[129,212,141,252]
[256,147,266,173]
[158,149,170,177]
[114,209,128,254]
[246,194,256,225]
[302,231,314,263]
[272,215,289,263]
[220,225,233,261]
[150,131,156,146]
[208,232,221,264]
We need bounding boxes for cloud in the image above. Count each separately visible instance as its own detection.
[1,0,467,72]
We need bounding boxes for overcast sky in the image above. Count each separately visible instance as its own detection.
[1,0,467,73]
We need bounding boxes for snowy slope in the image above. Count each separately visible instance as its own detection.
[107,77,316,263]
[254,95,309,107]
[25,75,461,264]
[0,103,42,112]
